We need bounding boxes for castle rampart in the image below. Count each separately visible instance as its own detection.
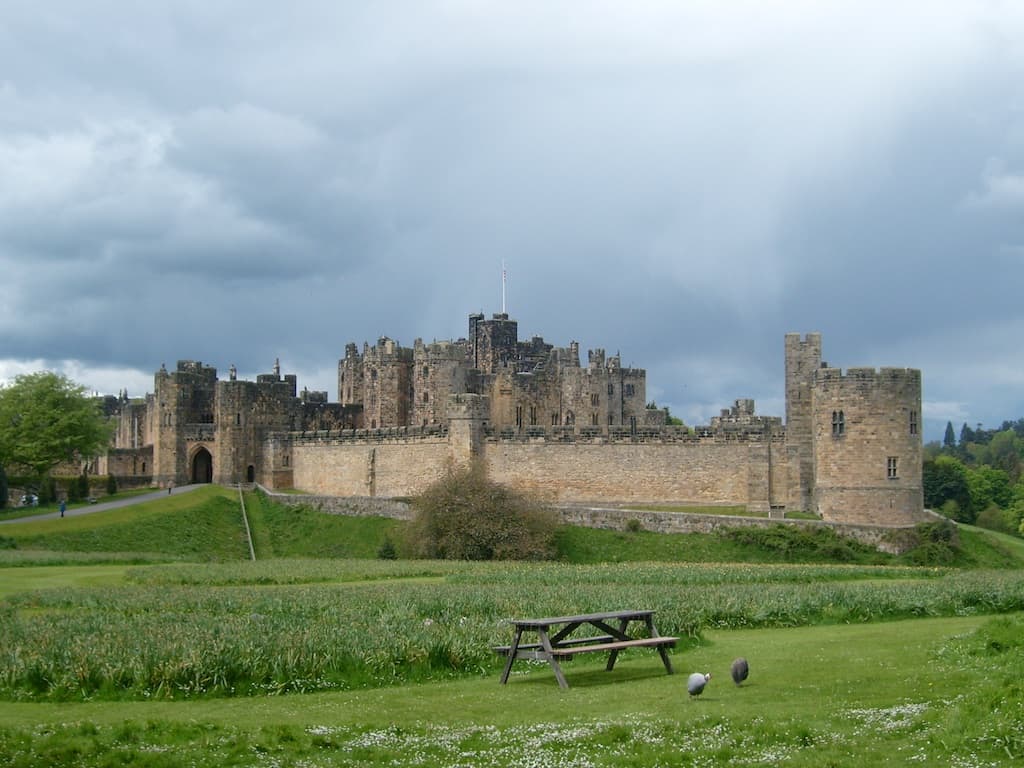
[103,322,924,528]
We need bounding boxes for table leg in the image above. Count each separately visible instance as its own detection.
[539,629,570,689]
[646,616,674,675]
[499,627,523,685]
[605,618,630,671]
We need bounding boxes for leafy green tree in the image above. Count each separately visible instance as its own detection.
[923,455,974,523]
[0,465,7,510]
[943,421,956,450]
[988,430,1022,484]
[0,372,113,488]
[966,465,1013,512]
[405,462,559,560]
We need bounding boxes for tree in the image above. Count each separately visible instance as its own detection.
[923,455,974,523]
[405,462,559,560]
[960,422,975,447]
[966,465,1013,512]
[0,372,113,486]
[943,421,956,450]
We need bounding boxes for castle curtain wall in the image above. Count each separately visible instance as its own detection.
[484,440,757,505]
[286,432,785,508]
[290,436,452,497]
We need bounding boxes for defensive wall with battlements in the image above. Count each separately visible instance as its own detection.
[100,320,926,527]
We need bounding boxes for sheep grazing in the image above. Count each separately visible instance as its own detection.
[730,657,749,686]
[687,672,711,697]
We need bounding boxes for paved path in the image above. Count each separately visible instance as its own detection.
[0,485,204,525]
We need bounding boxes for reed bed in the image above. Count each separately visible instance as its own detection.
[2,561,1023,701]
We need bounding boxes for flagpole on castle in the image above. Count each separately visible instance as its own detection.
[501,261,507,314]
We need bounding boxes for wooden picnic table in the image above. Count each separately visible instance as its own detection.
[495,609,677,689]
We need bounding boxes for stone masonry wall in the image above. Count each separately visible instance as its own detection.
[557,505,927,555]
[484,439,757,505]
[291,435,452,497]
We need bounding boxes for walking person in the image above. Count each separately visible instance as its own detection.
[168,480,174,495]
[59,499,66,518]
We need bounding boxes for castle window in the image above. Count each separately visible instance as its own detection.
[630,416,637,434]
[236,413,241,426]
[910,410,918,435]
[590,393,599,407]
[625,384,635,397]
[529,406,537,426]
[423,366,429,378]
[516,406,523,428]
[887,457,898,479]
[608,384,614,396]
[422,392,429,404]
[371,369,378,382]
[551,413,559,426]
[591,412,598,425]
[831,410,845,437]
[283,455,290,467]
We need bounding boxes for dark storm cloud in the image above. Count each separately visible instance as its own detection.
[1,2,1022,440]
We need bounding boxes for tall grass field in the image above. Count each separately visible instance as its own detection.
[0,487,1022,766]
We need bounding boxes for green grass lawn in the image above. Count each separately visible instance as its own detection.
[0,614,1019,766]
[1,488,1023,766]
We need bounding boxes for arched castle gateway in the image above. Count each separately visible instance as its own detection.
[98,317,925,526]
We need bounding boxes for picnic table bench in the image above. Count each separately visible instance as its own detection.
[494,609,677,689]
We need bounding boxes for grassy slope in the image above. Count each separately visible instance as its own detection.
[1,486,248,560]
[243,491,403,558]
[4,488,1024,568]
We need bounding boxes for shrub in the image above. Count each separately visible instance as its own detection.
[404,462,559,561]
[975,504,1017,535]
[377,538,397,560]
[903,520,960,566]
[625,518,642,533]
[106,474,118,496]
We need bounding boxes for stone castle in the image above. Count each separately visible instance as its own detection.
[99,313,925,526]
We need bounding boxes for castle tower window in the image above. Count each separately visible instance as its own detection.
[516,406,523,428]
[591,412,598,425]
[551,412,559,426]
[529,406,537,426]
[422,392,429,404]
[236,413,241,426]
[831,410,845,437]
[887,457,898,479]
[590,393,599,407]
[423,366,429,378]
[624,384,635,397]
[607,384,615,396]
[910,410,918,435]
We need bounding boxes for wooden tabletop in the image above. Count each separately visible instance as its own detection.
[509,609,656,629]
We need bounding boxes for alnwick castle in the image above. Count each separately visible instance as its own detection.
[98,311,925,527]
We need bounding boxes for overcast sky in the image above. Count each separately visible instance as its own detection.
[2,2,1022,442]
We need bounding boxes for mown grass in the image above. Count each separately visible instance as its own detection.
[0,614,1020,767]
[1,486,248,561]
[1,488,1023,766]
[244,491,402,559]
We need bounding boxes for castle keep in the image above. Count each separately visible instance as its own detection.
[100,317,925,526]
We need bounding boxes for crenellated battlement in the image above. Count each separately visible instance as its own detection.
[106,321,923,530]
